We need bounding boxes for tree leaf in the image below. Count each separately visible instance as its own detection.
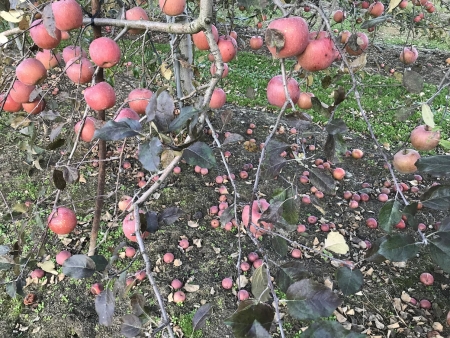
[42,4,57,39]
[336,267,364,296]
[403,70,423,93]
[420,185,450,210]
[378,234,419,262]
[246,320,271,338]
[224,300,274,338]
[326,118,348,135]
[95,289,115,326]
[223,133,244,145]
[277,261,310,293]
[360,15,389,29]
[261,140,288,178]
[378,200,402,233]
[421,103,435,128]
[94,119,142,141]
[220,109,233,127]
[308,168,336,195]
[324,133,346,164]
[90,255,108,272]
[182,141,216,169]
[252,265,271,302]
[158,206,183,225]
[46,138,65,150]
[271,236,288,256]
[192,303,213,331]
[323,232,349,254]
[310,97,331,118]
[365,236,388,263]
[62,254,96,279]
[437,216,450,232]
[388,0,402,12]
[302,320,366,338]
[62,165,79,184]
[145,211,159,233]
[139,137,162,172]
[53,169,66,190]
[153,90,175,132]
[168,106,198,132]
[121,314,142,337]
[130,293,146,316]
[286,279,342,320]
[429,232,450,274]
[415,155,450,177]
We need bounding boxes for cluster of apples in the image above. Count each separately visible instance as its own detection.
[264,17,369,109]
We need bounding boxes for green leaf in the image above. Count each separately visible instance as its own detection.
[252,265,271,302]
[224,300,274,338]
[94,119,142,141]
[439,139,450,150]
[271,236,288,256]
[378,200,402,233]
[286,279,342,320]
[246,320,271,338]
[277,261,310,293]
[302,320,366,338]
[437,216,450,232]
[90,255,108,272]
[139,137,162,172]
[336,267,364,296]
[326,118,348,135]
[182,141,216,169]
[421,103,435,129]
[429,232,450,274]
[168,106,198,132]
[192,303,213,331]
[378,234,419,262]
[420,185,450,210]
[365,236,388,263]
[415,155,450,177]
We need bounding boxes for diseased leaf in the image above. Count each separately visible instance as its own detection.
[336,267,364,296]
[94,119,142,141]
[429,232,450,274]
[277,261,310,293]
[121,314,142,337]
[421,103,435,128]
[252,265,271,302]
[378,234,419,262]
[42,4,57,39]
[302,320,366,338]
[308,168,336,195]
[62,166,79,184]
[324,134,346,164]
[95,289,115,326]
[193,303,213,331]
[420,185,450,210]
[182,141,216,169]
[286,279,342,320]
[378,200,402,233]
[139,137,162,172]
[224,300,274,337]
[415,156,450,177]
[62,254,96,279]
[323,232,349,255]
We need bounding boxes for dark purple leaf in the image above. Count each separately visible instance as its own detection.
[437,216,450,232]
[333,86,346,106]
[271,236,288,256]
[324,134,346,164]
[378,200,402,233]
[360,15,389,29]
[153,90,175,132]
[261,140,288,178]
[311,97,331,118]
[145,211,159,233]
[420,185,450,210]
[6,279,24,298]
[130,293,146,316]
[378,234,419,262]
[139,137,162,172]
[95,289,115,326]
[62,254,96,279]
[158,206,183,225]
[415,155,450,177]
[168,106,198,132]
[429,232,450,274]
[246,320,271,338]
[326,118,347,135]
[121,314,142,337]
[302,320,366,338]
[286,279,342,320]
[365,236,387,263]
[336,267,363,296]
[219,206,235,227]
[53,169,66,190]
[94,119,142,141]
[277,261,310,293]
[192,303,213,331]
[182,141,216,169]
[90,255,108,272]
[224,300,274,338]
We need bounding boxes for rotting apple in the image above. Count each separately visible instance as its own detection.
[399,46,418,65]
[393,149,421,174]
[265,17,309,59]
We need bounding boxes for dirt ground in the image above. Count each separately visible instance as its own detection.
[0,26,449,338]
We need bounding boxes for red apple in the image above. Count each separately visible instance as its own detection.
[89,37,121,68]
[125,7,149,35]
[393,149,421,174]
[62,45,87,63]
[74,116,97,142]
[217,36,237,63]
[127,88,153,115]
[90,282,104,295]
[52,0,83,31]
[333,10,345,23]
[267,75,300,108]
[419,272,434,285]
[0,93,22,112]
[84,82,116,111]
[209,88,226,109]
[173,290,186,303]
[296,38,338,72]
[22,96,46,114]
[29,19,61,49]
[10,80,36,103]
[332,168,345,180]
[122,212,150,242]
[210,62,229,78]
[48,207,77,235]
[399,0,408,8]
[159,0,186,16]
[192,24,219,50]
[242,199,273,237]
[368,1,385,17]
[399,47,418,65]
[410,124,440,151]
[65,57,95,84]
[56,250,71,265]
[16,58,47,86]
[297,92,314,109]
[249,36,263,50]
[36,50,62,70]
[115,108,140,121]
[366,218,378,229]
[265,17,309,59]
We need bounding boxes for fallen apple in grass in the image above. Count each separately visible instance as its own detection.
[393,149,420,174]
[222,277,233,289]
[163,252,174,263]
[173,291,186,303]
[399,46,418,65]
[48,207,77,235]
[419,272,434,285]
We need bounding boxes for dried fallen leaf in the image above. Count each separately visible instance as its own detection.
[323,232,349,254]
[183,284,200,292]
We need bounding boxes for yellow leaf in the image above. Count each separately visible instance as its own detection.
[38,261,58,275]
[0,10,24,23]
[307,74,314,86]
[160,62,172,80]
[388,0,402,12]
[421,103,435,128]
[323,232,349,255]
